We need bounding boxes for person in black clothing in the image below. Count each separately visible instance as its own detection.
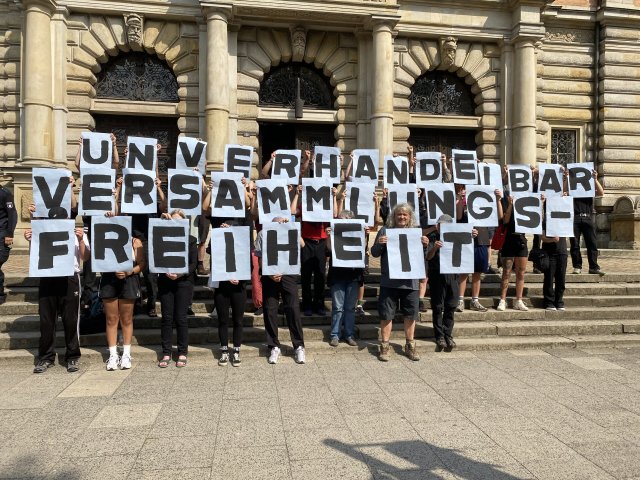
[26,207,89,374]
[426,214,460,351]
[157,210,198,368]
[0,184,17,305]
[213,221,247,367]
[541,218,568,312]
[570,169,605,275]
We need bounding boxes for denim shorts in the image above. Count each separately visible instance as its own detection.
[378,286,419,321]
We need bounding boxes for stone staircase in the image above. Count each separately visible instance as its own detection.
[1,269,640,364]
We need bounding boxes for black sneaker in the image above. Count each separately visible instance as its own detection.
[589,269,606,276]
[187,306,194,316]
[33,359,54,374]
[254,307,263,316]
[231,350,241,367]
[148,309,158,318]
[67,359,80,373]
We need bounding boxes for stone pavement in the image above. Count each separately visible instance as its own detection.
[2,347,640,479]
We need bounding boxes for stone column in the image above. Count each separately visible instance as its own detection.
[370,17,397,163]
[21,0,55,165]
[356,30,371,149]
[499,41,514,166]
[204,5,231,167]
[511,37,538,165]
[51,6,68,165]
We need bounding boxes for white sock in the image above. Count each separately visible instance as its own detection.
[109,346,118,356]
[123,345,131,356]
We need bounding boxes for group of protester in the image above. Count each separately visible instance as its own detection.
[8,136,605,374]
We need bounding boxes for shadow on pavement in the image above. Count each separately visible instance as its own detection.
[324,438,530,480]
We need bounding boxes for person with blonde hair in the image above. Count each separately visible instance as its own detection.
[371,204,429,361]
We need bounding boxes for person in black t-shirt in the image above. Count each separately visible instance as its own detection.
[570,169,605,275]
[541,217,568,311]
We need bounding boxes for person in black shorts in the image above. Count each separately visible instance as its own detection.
[100,229,145,371]
[497,195,529,312]
[371,203,429,362]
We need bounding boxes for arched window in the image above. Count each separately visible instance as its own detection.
[259,63,334,109]
[95,52,179,103]
[409,71,475,116]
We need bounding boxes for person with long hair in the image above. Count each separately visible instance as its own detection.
[371,203,429,361]
[157,210,197,368]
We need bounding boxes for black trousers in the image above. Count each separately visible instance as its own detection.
[214,281,246,348]
[570,216,599,271]
[301,239,327,310]
[38,274,81,363]
[543,254,567,309]
[158,277,193,355]
[262,275,304,349]
[142,240,158,311]
[0,240,10,298]
[429,272,458,340]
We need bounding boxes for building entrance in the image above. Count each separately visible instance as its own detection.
[94,114,179,173]
[408,128,477,159]
[258,122,335,165]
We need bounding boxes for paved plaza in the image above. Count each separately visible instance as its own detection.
[1,346,640,479]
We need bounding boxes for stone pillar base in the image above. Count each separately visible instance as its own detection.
[609,196,640,250]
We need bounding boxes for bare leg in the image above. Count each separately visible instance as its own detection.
[471,273,482,298]
[419,278,427,298]
[458,275,468,298]
[500,257,514,300]
[104,299,120,348]
[514,257,527,299]
[118,300,135,345]
[403,317,415,341]
[380,319,392,342]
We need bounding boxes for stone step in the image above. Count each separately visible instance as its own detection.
[3,333,640,366]
[2,317,639,350]
[2,305,640,334]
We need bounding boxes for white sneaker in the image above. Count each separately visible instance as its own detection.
[294,346,306,364]
[455,300,464,313]
[470,299,488,312]
[572,268,581,274]
[120,353,132,370]
[268,347,281,364]
[514,299,529,311]
[218,351,229,366]
[496,299,506,312]
[106,354,120,371]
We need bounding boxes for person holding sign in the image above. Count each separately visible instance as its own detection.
[100,226,146,371]
[425,214,459,350]
[325,211,366,348]
[371,204,429,362]
[157,210,197,369]
[26,207,89,374]
[293,184,330,317]
[497,196,529,312]
[254,217,306,365]
[213,222,248,368]
[541,218,568,312]
[570,169,605,276]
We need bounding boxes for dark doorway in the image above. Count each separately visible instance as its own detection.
[259,122,335,166]
[408,128,477,159]
[94,114,180,174]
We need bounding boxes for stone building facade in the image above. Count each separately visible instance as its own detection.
[1,0,640,247]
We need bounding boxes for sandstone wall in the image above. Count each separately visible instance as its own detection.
[236,28,358,155]
[0,3,22,178]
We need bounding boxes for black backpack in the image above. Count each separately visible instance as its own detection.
[79,291,106,335]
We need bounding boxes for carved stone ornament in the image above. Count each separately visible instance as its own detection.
[439,36,457,69]
[544,28,594,44]
[291,26,307,62]
[124,13,144,51]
